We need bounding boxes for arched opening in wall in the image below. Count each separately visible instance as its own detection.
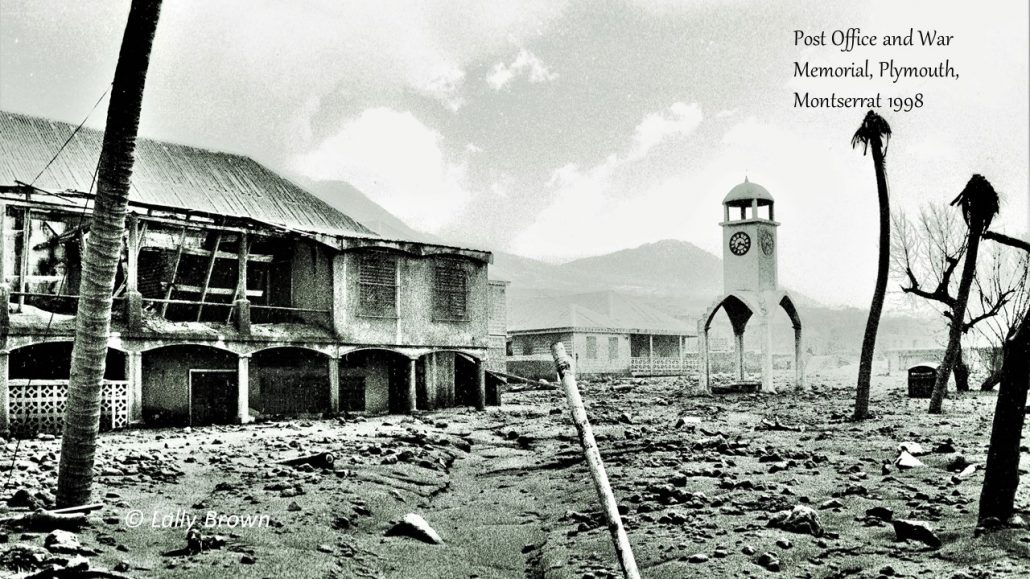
[454,353,480,407]
[8,342,128,436]
[339,349,410,415]
[142,344,237,427]
[704,295,755,382]
[250,347,330,418]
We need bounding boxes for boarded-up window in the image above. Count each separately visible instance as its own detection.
[608,337,619,360]
[433,263,467,320]
[359,253,397,317]
[586,336,598,360]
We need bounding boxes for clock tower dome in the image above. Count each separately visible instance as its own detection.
[721,178,779,293]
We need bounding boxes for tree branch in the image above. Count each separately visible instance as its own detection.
[984,230,1030,253]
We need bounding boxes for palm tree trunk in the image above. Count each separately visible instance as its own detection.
[854,138,889,420]
[929,232,981,414]
[56,0,162,508]
[978,314,1030,522]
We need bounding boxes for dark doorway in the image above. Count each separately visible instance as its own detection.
[454,354,477,407]
[387,359,409,414]
[190,370,236,426]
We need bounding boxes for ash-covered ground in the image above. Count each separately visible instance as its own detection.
[2,362,1029,578]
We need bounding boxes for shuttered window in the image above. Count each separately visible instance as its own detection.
[608,337,619,360]
[586,336,598,359]
[358,253,397,317]
[433,263,468,321]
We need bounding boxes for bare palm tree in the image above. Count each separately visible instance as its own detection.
[851,110,892,420]
[928,175,999,414]
[56,0,163,508]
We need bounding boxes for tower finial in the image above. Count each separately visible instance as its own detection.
[744,175,749,184]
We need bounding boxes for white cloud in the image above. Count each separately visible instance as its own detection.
[486,48,558,90]
[293,108,473,233]
[414,62,467,111]
[629,102,703,161]
[510,103,703,258]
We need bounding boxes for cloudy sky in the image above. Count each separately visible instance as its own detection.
[1,0,1027,307]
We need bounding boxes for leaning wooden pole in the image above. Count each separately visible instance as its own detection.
[550,342,641,579]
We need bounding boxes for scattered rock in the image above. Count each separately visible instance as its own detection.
[385,513,443,544]
[892,519,942,549]
[897,442,926,456]
[675,416,702,428]
[44,530,97,556]
[768,505,823,536]
[866,506,894,521]
[818,499,843,510]
[894,451,925,470]
[687,553,709,563]
[755,551,781,572]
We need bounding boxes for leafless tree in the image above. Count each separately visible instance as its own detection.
[891,203,1018,392]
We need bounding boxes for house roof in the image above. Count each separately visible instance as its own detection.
[509,291,695,336]
[0,111,376,238]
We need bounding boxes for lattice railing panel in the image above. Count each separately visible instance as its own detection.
[8,380,129,438]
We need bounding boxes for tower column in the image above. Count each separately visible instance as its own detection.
[794,326,805,388]
[758,315,774,393]
[734,331,745,381]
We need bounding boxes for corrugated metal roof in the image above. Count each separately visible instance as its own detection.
[0,111,376,238]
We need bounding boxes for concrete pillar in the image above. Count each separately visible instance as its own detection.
[406,358,417,414]
[648,335,655,375]
[125,214,142,333]
[425,353,437,410]
[0,351,8,436]
[237,355,251,423]
[794,326,805,388]
[328,355,340,413]
[234,232,251,334]
[126,350,143,423]
[474,358,486,411]
[759,315,774,393]
[734,331,745,381]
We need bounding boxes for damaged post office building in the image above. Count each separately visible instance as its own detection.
[0,112,507,437]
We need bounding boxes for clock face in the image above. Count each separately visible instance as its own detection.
[760,229,775,256]
[729,231,751,256]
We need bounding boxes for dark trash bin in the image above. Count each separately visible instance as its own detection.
[908,364,938,398]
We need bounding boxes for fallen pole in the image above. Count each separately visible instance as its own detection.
[550,342,640,579]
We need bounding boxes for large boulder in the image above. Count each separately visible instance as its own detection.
[768,505,823,536]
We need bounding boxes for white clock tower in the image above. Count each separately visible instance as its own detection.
[698,178,804,394]
[722,178,779,292]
